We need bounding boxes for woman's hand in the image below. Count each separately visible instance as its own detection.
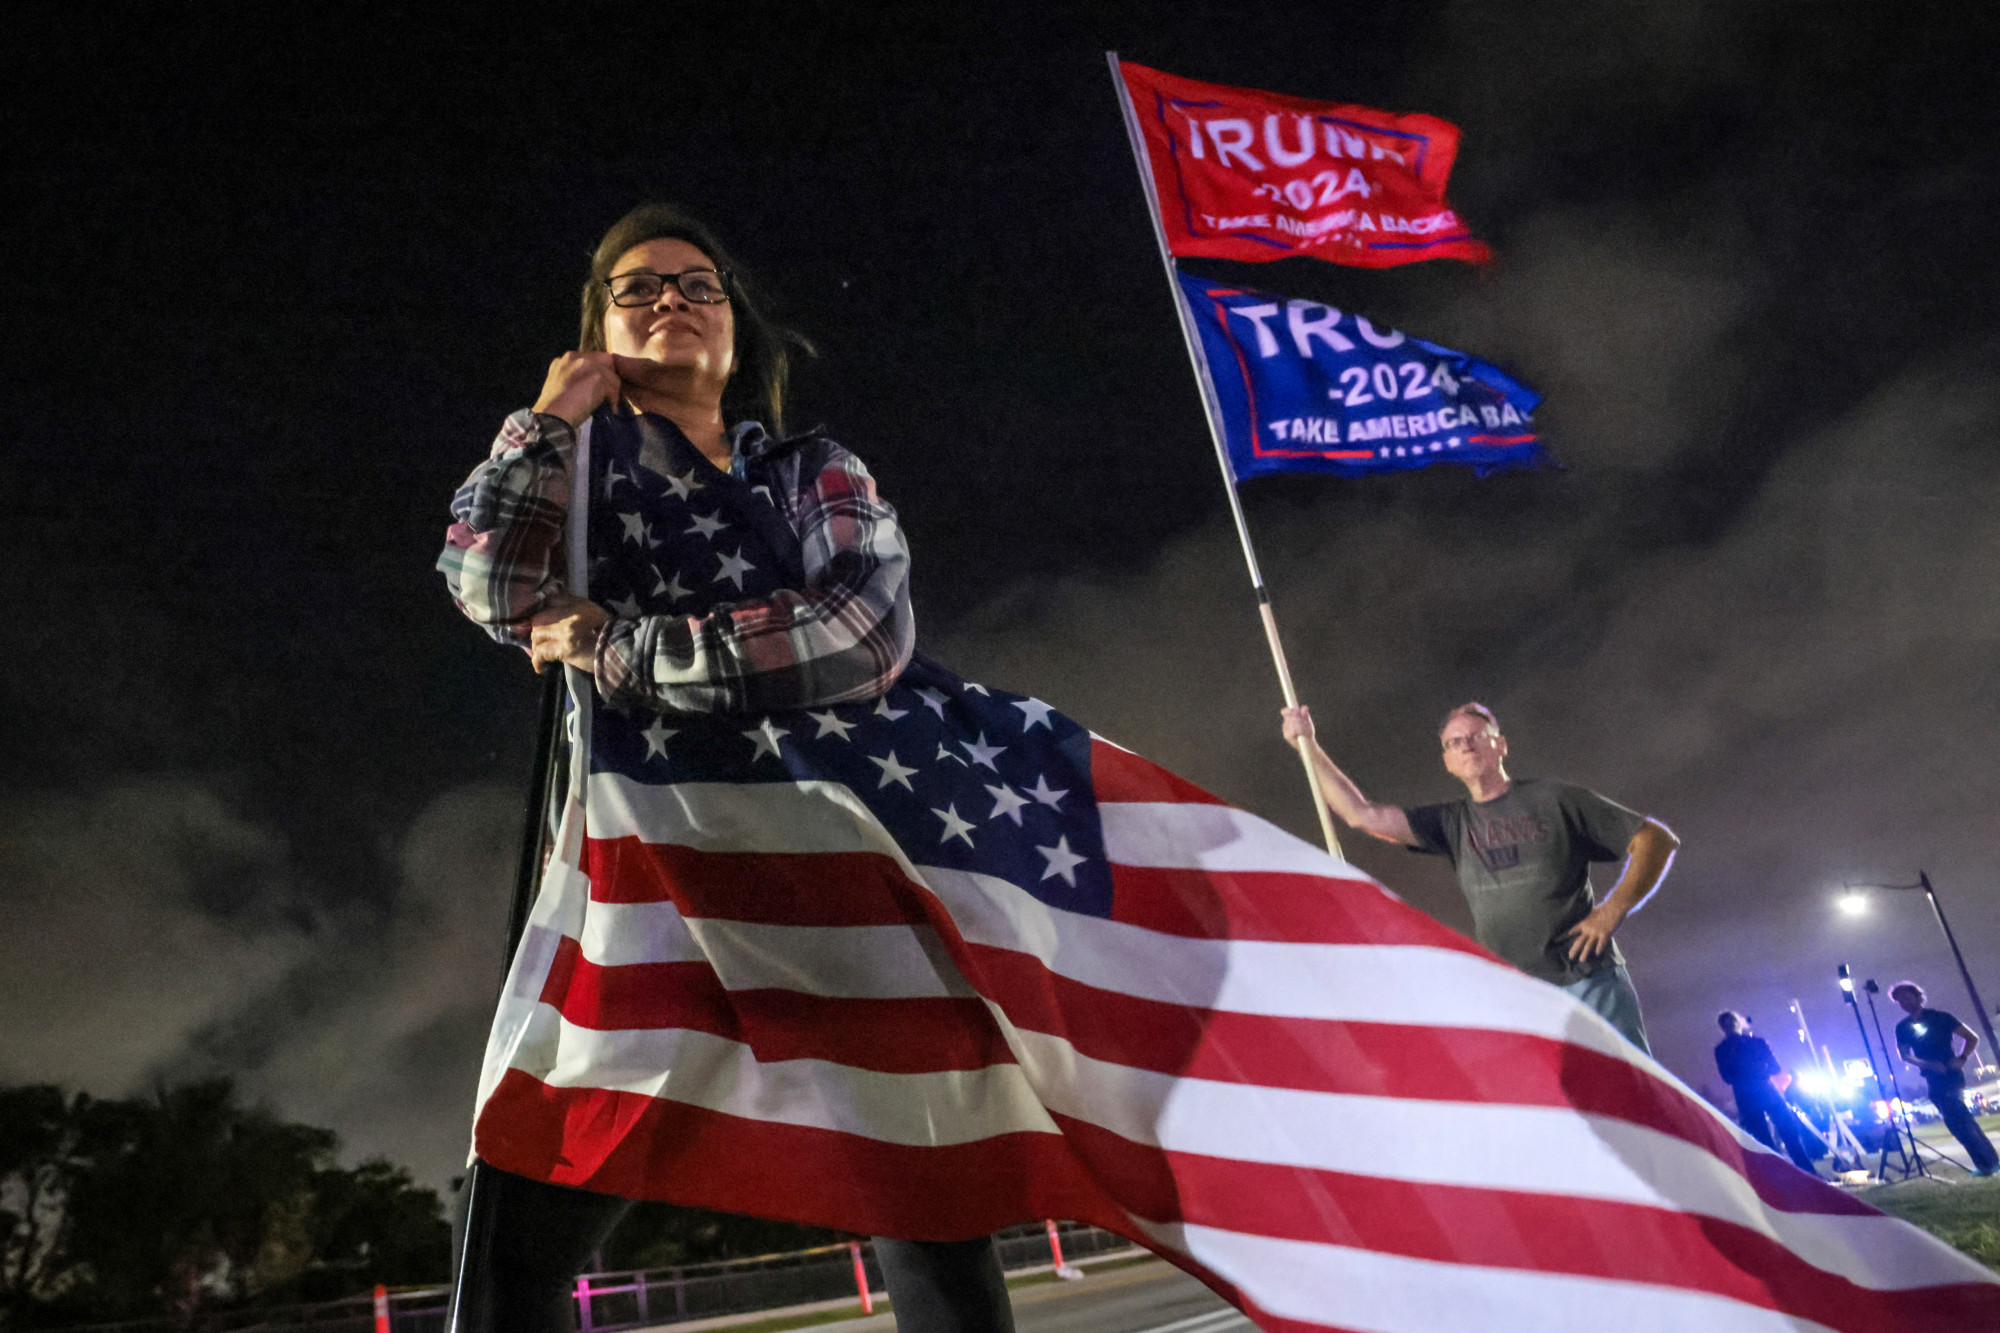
[527,595,612,673]
[1281,704,1317,744]
[532,352,623,427]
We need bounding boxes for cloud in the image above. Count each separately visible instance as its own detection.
[1406,210,1756,469]
[244,784,520,1184]
[0,779,520,1188]
[0,781,314,1095]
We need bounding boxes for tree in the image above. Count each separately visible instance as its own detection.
[62,1079,334,1322]
[0,1086,93,1321]
[0,1079,449,1328]
[291,1159,450,1301]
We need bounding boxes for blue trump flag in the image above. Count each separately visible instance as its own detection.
[1178,271,1547,479]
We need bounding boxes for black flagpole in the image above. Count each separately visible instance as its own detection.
[504,668,567,965]
[448,665,566,1333]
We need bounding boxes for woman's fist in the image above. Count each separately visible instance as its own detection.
[532,352,622,427]
[527,595,611,673]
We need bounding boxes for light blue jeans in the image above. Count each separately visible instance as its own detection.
[1561,963,1652,1054]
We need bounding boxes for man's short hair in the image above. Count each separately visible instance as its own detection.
[1889,981,1925,1004]
[1439,702,1500,737]
[1717,1011,1744,1031]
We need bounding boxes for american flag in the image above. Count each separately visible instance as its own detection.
[470,654,2000,1333]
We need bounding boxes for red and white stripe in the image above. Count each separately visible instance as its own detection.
[472,736,2000,1333]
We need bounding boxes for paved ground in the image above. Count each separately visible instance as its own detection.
[1912,1112,2000,1151]
[1883,1110,2000,1176]
[807,1257,1240,1333]
[1007,1260,1240,1333]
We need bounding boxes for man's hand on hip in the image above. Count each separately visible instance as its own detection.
[1562,902,1627,963]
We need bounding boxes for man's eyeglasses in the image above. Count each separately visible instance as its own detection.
[1441,732,1495,753]
[605,268,733,307]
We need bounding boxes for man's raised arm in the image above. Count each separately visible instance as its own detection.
[1280,706,1418,846]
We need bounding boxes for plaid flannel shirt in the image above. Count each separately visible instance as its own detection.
[440,409,915,716]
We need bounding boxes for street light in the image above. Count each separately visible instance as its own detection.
[1838,871,1998,1067]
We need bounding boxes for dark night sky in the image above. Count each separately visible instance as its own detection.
[5,1,2000,1186]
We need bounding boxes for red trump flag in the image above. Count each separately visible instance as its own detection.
[1115,59,1490,268]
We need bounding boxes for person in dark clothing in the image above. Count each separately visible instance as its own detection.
[1713,1012,1820,1174]
[1890,982,2000,1176]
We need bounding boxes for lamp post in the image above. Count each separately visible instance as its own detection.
[1838,871,1998,1070]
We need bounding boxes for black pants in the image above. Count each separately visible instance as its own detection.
[452,1166,1015,1333]
[1926,1074,2000,1174]
[1732,1084,1819,1174]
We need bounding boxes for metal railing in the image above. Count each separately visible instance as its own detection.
[569,1221,1137,1332]
[42,1222,1140,1333]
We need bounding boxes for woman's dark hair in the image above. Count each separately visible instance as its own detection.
[579,204,809,435]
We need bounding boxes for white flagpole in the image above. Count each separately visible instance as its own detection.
[1105,52,1343,860]
[563,418,596,809]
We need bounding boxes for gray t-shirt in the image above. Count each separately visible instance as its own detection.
[1405,778,1647,984]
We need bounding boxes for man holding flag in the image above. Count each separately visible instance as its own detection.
[1111,51,1663,1053]
[1282,701,1677,1052]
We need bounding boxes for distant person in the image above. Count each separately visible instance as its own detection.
[1281,702,1677,1052]
[1890,981,1999,1176]
[1713,1012,1820,1174]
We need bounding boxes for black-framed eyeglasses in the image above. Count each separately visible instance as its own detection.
[605,268,733,306]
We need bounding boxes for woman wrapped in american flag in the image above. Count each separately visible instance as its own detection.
[440,204,1015,1333]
